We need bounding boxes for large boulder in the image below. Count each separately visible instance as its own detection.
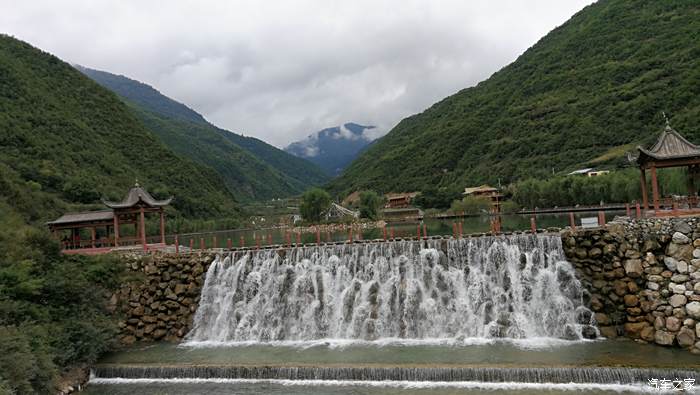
[677,327,696,347]
[654,330,675,346]
[670,294,688,308]
[672,232,690,244]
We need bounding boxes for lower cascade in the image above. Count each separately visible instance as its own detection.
[185,235,597,343]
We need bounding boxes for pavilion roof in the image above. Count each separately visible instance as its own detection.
[463,185,499,195]
[47,210,114,226]
[103,183,173,209]
[635,125,700,165]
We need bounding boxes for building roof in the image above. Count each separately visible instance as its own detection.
[385,192,419,200]
[567,168,594,176]
[103,183,173,209]
[463,185,499,195]
[634,125,700,165]
[47,210,114,226]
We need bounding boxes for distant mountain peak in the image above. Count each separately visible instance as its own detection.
[285,123,377,176]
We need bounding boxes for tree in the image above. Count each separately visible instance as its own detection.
[359,190,382,220]
[299,188,331,223]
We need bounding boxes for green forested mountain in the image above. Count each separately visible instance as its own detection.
[329,0,700,196]
[0,35,239,221]
[78,67,329,201]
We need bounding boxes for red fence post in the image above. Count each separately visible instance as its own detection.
[530,217,537,234]
[296,232,301,245]
[569,212,576,230]
[452,222,457,238]
[200,238,205,250]
[357,226,363,241]
[240,236,245,248]
[348,227,353,243]
[625,203,631,217]
[267,233,272,245]
[189,238,194,250]
[227,238,232,249]
[316,228,321,245]
[458,222,463,238]
[175,234,179,254]
[672,202,678,216]
[213,236,217,249]
[598,211,605,226]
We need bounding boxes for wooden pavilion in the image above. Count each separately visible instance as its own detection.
[48,183,172,253]
[632,123,700,216]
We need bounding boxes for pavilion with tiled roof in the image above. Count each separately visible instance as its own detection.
[48,183,172,253]
[631,123,700,215]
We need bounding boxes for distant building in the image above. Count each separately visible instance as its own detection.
[567,168,609,177]
[384,192,419,209]
[462,185,503,213]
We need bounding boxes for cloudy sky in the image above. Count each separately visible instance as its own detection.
[2,0,593,147]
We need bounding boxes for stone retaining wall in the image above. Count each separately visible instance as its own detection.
[562,217,700,354]
[110,251,215,344]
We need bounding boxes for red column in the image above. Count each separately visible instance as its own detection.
[159,209,165,244]
[651,166,660,212]
[227,238,232,249]
[625,203,631,217]
[113,214,120,247]
[139,207,146,251]
[200,238,205,250]
[569,212,576,230]
[640,168,649,212]
[189,238,194,250]
[530,217,536,234]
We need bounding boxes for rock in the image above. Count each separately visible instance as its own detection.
[666,316,681,331]
[674,221,692,235]
[673,232,690,244]
[152,329,167,340]
[623,259,643,278]
[640,326,656,342]
[647,282,660,291]
[594,313,610,326]
[613,280,628,296]
[686,301,700,319]
[654,330,675,346]
[624,322,648,338]
[677,327,696,347]
[667,243,694,262]
[174,283,187,295]
[581,325,598,339]
[121,335,136,345]
[677,261,689,274]
[671,274,689,282]
[695,282,700,293]
[624,294,639,307]
[694,248,700,259]
[598,326,617,339]
[654,316,665,330]
[670,294,688,308]
[664,257,679,272]
[575,248,587,259]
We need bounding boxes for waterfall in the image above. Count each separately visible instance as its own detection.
[185,234,597,344]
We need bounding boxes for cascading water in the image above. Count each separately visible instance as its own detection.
[185,234,597,344]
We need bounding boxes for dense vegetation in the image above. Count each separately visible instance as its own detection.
[358,191,382,220]
[0,35,239,220]
[0,35,240,392]
[80,67,329,201]
[329,0,700,198]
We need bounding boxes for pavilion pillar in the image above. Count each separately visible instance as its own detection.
[159,208,165,245]
[651,165,660,213]
[140,206,147,251]
[640,168,649,212]
[113,214,120,247]
[90,227,96,249]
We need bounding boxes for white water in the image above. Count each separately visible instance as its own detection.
[185,235,597,345]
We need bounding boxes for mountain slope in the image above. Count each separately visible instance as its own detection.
[329,0,700,196]
[285,123,376,176]
[0,34,239,221]
[78,67,329,200]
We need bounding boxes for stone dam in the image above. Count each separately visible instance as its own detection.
[109,216,700,355]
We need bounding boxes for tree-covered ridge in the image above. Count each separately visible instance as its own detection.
[0,35,239,221]
[329,0,700,196]
[79,66,329,201]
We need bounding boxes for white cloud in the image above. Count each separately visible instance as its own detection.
[0,0,594,147]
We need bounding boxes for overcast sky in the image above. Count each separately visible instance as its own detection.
[1,0,593,147]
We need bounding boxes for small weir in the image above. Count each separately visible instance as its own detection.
[91,365,699,384]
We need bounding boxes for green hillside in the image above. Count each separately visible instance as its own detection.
[0,35,239,221]
[78,67,329,201]
[329,0,700,196]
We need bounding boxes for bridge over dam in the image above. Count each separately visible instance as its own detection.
[109,217,700,356]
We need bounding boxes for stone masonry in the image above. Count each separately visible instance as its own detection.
[562,216,700,354]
